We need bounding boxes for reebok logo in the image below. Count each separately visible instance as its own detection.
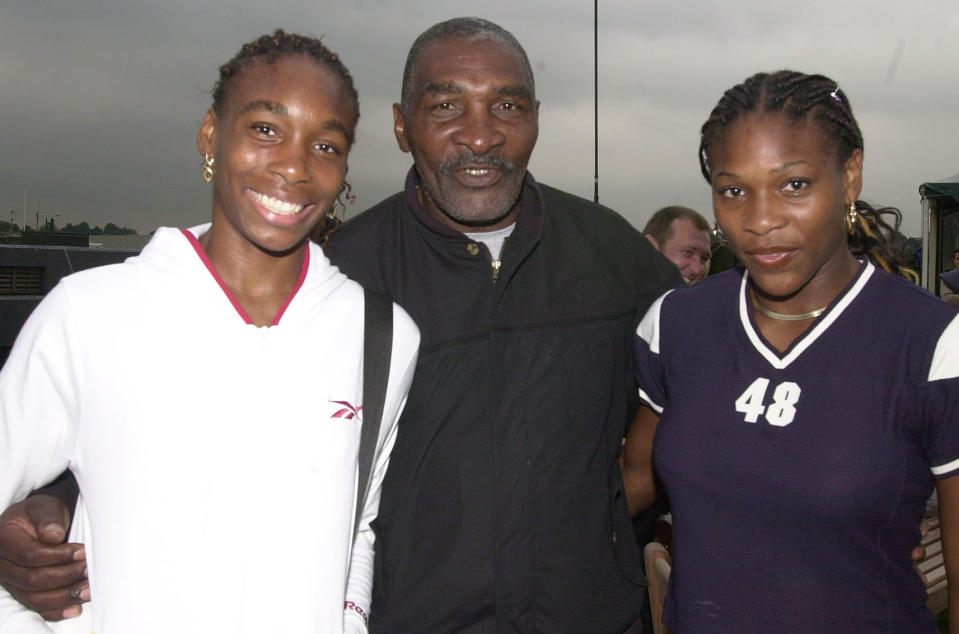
[330,400,362,420]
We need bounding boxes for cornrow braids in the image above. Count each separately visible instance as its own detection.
[699,70,916,282]
[698,70,862,184]
[849,201,920,283]
[211,29,360,145]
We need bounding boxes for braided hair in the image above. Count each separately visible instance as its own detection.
[699,70,916,281]
[849,201,920,284]
[210,29,359,243]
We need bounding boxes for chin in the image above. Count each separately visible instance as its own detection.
[750,276,808,301]
[450,197,517,225]
[250,230,311,256]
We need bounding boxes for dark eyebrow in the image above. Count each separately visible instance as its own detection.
[419,82,533,101]
[772,160,810,172]
[422,81,465,96]
[494,84,533,100]
[240,100,288,116]
[321,118,350,138]
[239,101,348,139]
[714,160,812,180]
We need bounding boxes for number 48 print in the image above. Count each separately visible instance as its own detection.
[734,378,801,427]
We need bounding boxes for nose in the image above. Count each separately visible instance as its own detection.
[688,257,706,279]
[742,192,785,236]
[451,106,506,155]
[270,141,310,185]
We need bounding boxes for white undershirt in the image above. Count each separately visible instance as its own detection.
[463,223,516,260]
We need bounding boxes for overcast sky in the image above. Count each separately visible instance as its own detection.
[2,0,956,237]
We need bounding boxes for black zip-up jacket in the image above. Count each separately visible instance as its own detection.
[326,169,681,633]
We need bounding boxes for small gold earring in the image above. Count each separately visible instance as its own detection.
[202,155,215,183]
[327,199,340,221]
[845,203,858,235]
[711,223,726,243]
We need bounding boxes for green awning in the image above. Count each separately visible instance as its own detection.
[920,173,959,201]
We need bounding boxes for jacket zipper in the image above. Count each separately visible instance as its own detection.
[491,259,501,282]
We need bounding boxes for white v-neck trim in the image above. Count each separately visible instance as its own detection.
[739,261,875,370]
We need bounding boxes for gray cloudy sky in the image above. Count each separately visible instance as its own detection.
[2,0,956,236]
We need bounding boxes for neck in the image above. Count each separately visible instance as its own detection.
[199,223,306,325]
[750,250,860,318]
[750,287,827,321]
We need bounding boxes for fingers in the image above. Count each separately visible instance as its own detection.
[3,578,90,622]
[912,544,927,565]
[0,515,84,569]
[0,530,88,620]
[25,495,72,545]
[0,497,89,619]
[0,547,87,592]
[911,519,929,563]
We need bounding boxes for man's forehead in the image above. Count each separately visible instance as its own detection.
[667,218,711,246]
[413,37,533,90]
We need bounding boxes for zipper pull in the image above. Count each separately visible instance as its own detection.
[491,259,501,282]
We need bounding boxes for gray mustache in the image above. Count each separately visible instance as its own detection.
[440,154,515,174]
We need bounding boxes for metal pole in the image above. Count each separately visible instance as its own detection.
[593,0,599,203]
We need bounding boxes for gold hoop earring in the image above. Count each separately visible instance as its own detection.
[202,155,215,183]
[845,203,858,235]
[327,199,340,221]
[711,223,726,244]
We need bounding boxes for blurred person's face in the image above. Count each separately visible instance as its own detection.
[647,218,711,284]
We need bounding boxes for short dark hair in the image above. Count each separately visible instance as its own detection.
[211,29,360,145]
[400,17,534,113]
[643,206,710,246]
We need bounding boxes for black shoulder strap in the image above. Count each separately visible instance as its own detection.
[354,288,393,542]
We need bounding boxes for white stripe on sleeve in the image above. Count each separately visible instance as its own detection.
[636,290,672,355]
[931,456,959,477]
[929,314,959,382]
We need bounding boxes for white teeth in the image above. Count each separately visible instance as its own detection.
[252,191,306,216]
[465,168,490,176]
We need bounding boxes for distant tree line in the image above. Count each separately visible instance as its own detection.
[0,220,137,235]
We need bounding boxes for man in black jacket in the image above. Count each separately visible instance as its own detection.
[331,18,680,632]
[0,17,681,633]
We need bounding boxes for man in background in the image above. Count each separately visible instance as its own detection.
[643,206,711,285]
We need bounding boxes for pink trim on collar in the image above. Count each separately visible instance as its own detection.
[271,244,310,326]
[180,229,310,326]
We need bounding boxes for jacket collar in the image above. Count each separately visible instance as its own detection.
[402,166,545,243]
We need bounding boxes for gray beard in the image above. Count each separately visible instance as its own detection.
[417,155,522,227]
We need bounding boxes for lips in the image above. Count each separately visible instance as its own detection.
[452,164,504,188]
[441,154,514,189]
[744,246,798,269]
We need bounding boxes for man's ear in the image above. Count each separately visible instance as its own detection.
[197,109,216,157]
[393,103,411,153]
[644,233,661,252]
